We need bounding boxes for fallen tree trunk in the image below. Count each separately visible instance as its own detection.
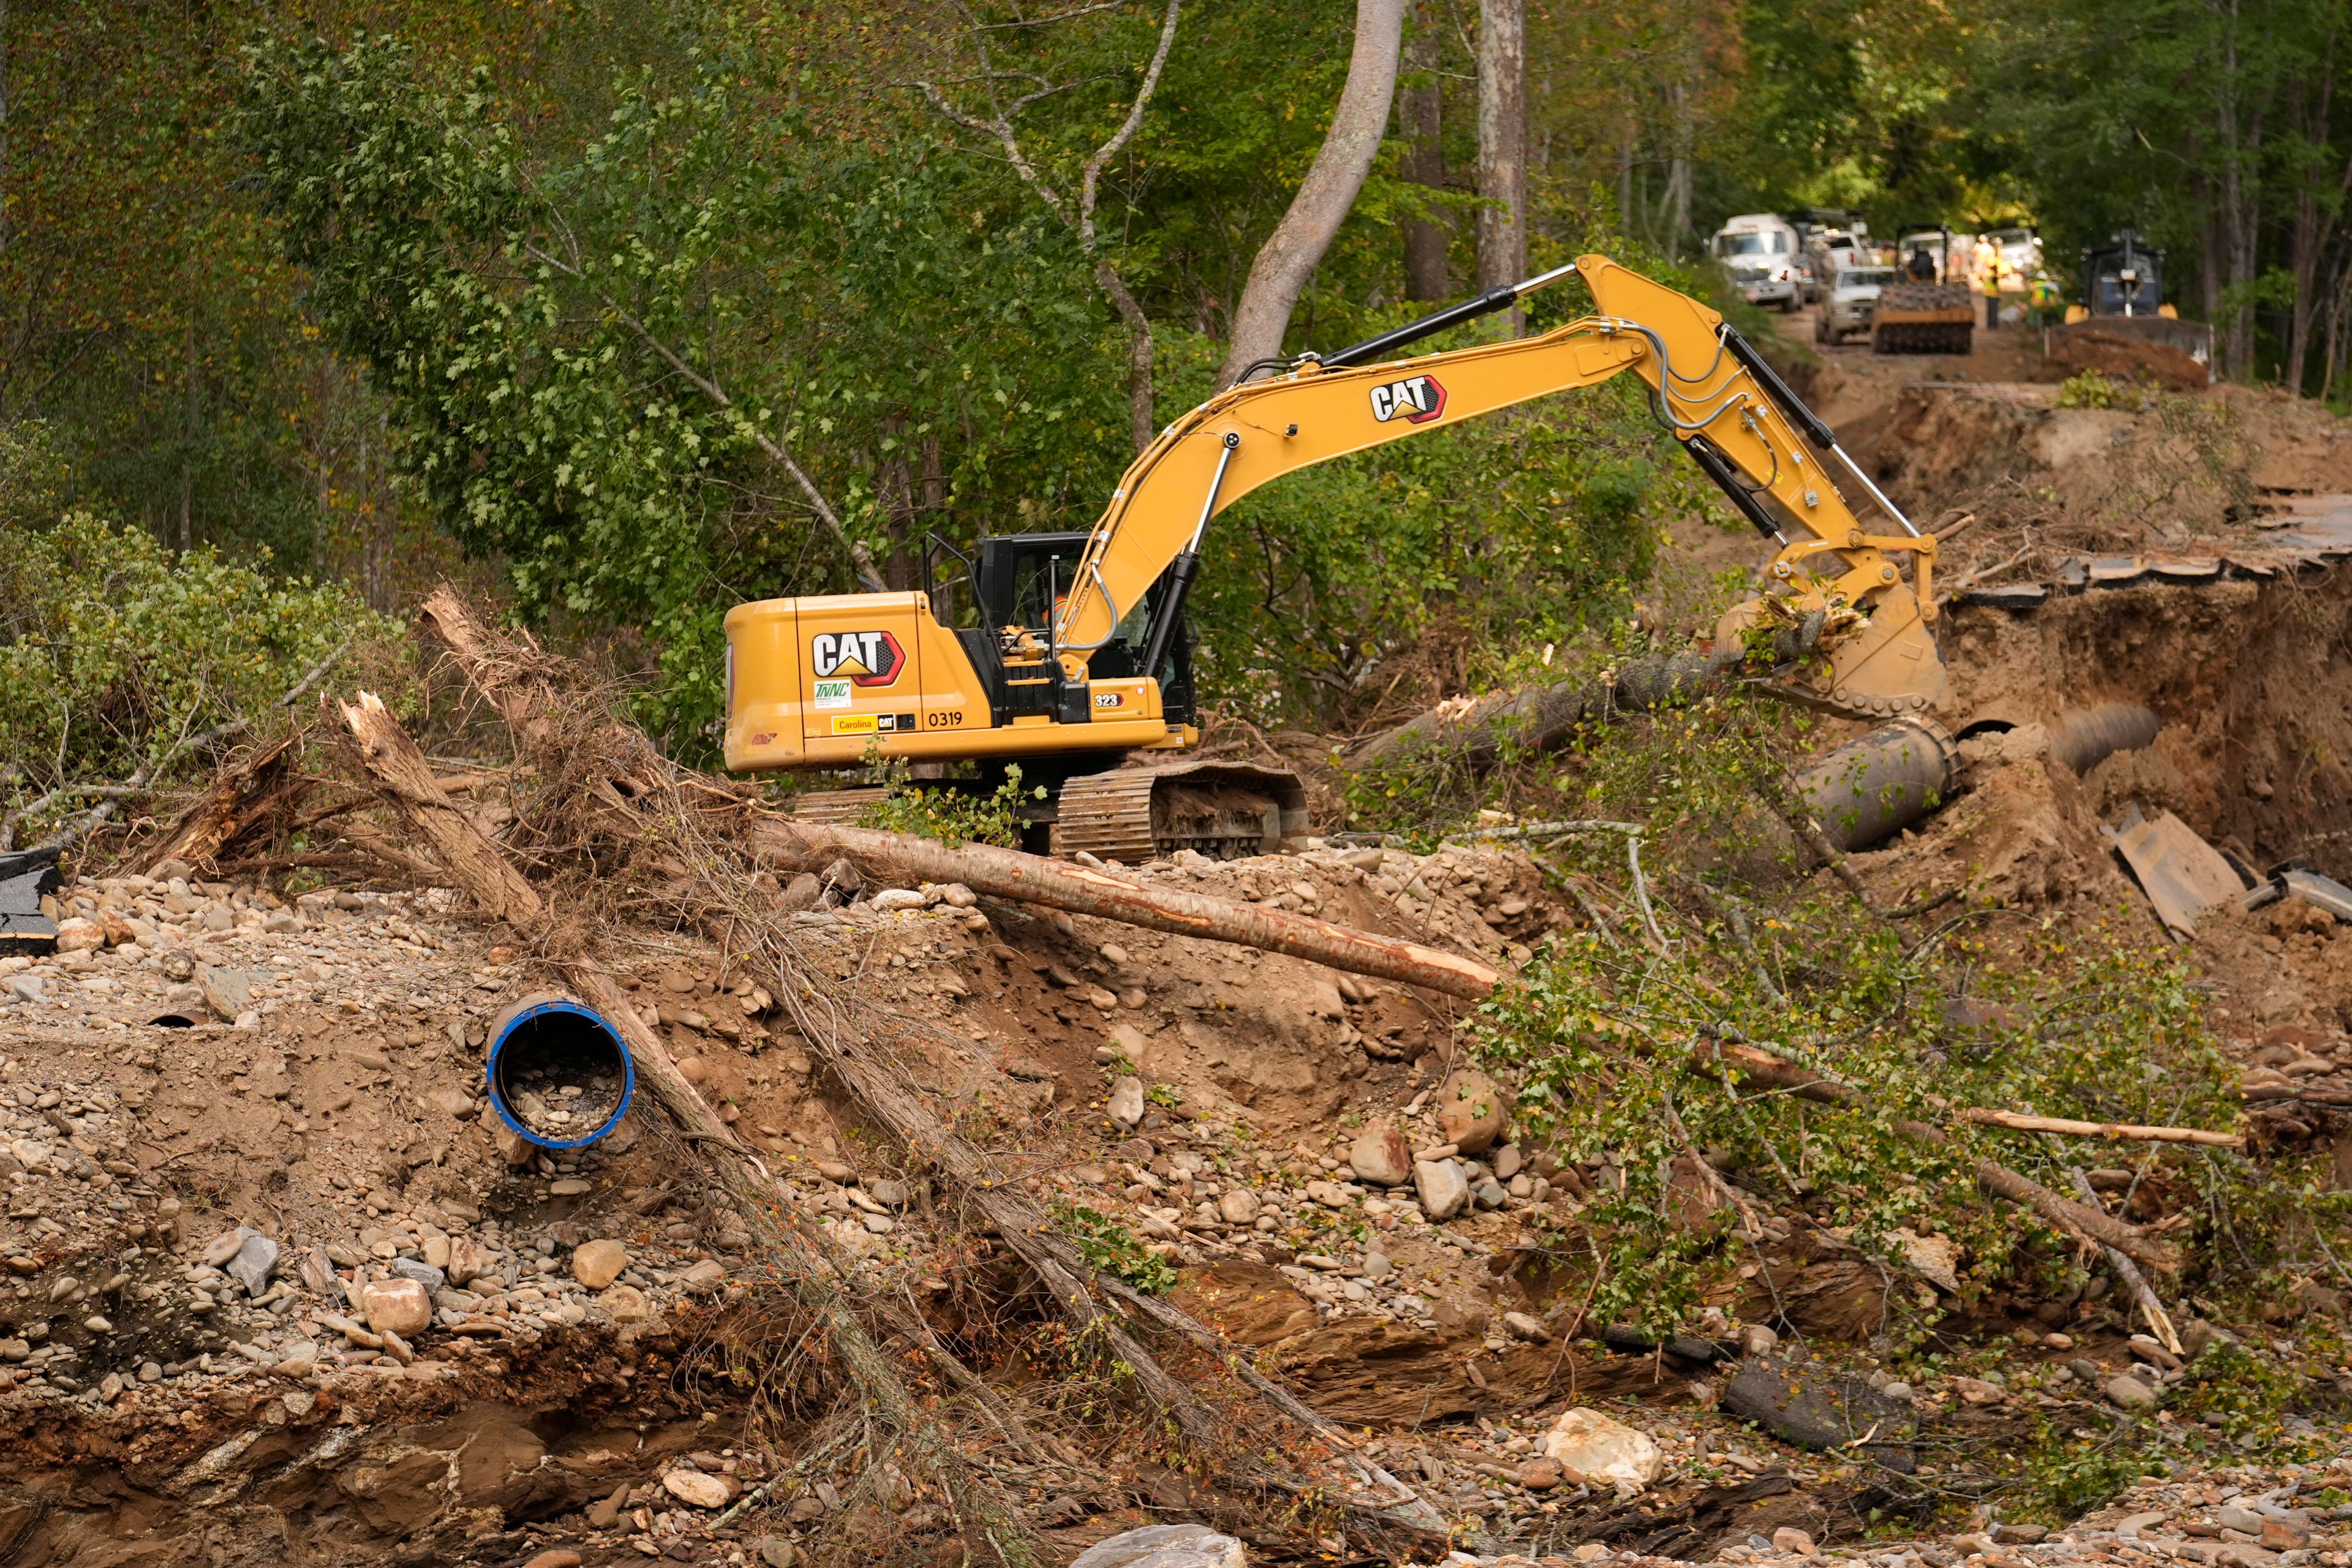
[340,693,545,924]
[2067,1166,2184,1355]
[755,817,1498,1000]
[1689,1038,2181,1272]
[1961,1107,2244,1149]
[1348,614,1825,774]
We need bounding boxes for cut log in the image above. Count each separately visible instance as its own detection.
[1960,1107,2244,1149]
[337,692,543,925]
[1688,1038,2178,1271]
[755,817,1498,1000]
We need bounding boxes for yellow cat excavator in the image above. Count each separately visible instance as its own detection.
[725,254,1944,859]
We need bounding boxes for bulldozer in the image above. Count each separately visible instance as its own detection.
[725,255,1947,859]
[2054,230,2214,375]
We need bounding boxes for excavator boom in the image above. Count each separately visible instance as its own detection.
[1054,253,1942,719]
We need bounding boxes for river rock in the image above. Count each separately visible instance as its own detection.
[227,1234,280,1298]
[445,1237,492,1288]
[1108,1076,1146,1128]
[1722,1357,1917,1471]
[663,1468,734,1509]
[1436,1070,1506,1155]
[1070,1524,1248,1568]
[1217,1188,1261,1225]
[1542,1407,1662,1497]
[572,1240,630,1291]
[1348,1120,1413,1186]
[361,1277,432,1338]
[1413,1159,1468,1221]
[197,965,252,1021]
[2104,1374,2160,1411]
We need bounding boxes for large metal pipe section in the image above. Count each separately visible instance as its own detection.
[1795,717,1961,852]
[486,992,635,1150]
[2051,703,2161,775]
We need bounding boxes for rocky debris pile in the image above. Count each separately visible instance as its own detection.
[1411,1455,2352,1568]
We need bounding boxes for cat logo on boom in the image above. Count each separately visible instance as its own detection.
[1368,374,1447,424]
[810,629,905,688]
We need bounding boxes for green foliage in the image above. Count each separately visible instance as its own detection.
[0,506,387,835]
[1467,687,2237,1340]
[853,750,1041,848]
[0,424,74,532]
[2054,369,2140,410]
[1052,1203,1178,1294]
[238,34,1134,749]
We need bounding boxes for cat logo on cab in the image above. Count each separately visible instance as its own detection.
[810,629,904,687]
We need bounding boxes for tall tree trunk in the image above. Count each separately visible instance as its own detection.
[1400,7,1449,301]
[2199,167,2225,337]
[2213,0,2259,378]
[1618,121,1637,239]
[1,0,11,257]
[1217,0,1406,388]
[1663,79,1694,260]
[1476,0,1526,311]
[178,319,195,553]
[877,410,917,590]
[2324,251,2352,401]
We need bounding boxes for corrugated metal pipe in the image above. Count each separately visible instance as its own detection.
[486,992,635,1150]
[1795,717,1962,852]
[2051,703,2162,775]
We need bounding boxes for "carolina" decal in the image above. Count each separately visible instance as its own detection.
[1368,374,1447,424]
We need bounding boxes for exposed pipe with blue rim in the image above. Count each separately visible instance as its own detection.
[485,992,635,1150]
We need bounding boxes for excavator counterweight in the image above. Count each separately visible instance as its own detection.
[725,254,1947,858]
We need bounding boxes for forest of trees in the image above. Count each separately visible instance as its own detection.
[4,0,2351,742]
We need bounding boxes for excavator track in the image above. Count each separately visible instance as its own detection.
[1052,761,1310,864]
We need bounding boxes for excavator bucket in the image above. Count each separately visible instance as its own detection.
[1717,580,1947,720]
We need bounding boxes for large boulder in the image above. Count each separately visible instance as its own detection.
[361,1277,432,1339]
[1542,1407,1662,1497]
[1436,1070,1507,1154]
[1413,1159,1468,1221]
[571,1240,630,1291]
[1348,1120,1412,1186]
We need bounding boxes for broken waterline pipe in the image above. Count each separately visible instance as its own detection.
[486,991,635,1150]
[1795,717,1962,853]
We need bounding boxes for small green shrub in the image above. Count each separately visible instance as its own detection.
[1052,1204,1178,1294]
[2056,368,2142,410]
[852,748,1040,848]
[0,506,390,840]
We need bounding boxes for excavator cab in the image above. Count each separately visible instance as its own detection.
[917,532,1199,732]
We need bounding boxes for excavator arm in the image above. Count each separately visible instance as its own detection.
[1055,253,1944,720]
